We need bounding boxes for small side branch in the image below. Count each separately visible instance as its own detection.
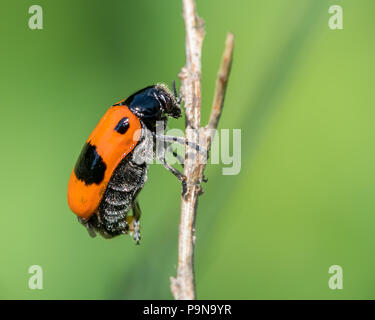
[170,0,234,300]
[206,32,235,148]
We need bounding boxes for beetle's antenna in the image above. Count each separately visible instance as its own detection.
[172,80,178,98]
[172,80,182,105]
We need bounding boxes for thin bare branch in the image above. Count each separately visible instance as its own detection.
[170,0,234,300]
[170,0,204,300]
[206,33,235,146]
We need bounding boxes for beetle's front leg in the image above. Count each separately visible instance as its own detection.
[153,133,207,157]
[166,143,208,183]
[156,139,187,193]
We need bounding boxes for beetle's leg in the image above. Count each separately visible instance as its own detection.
[132,199,141,221]
[157,139,186,182]
[166,142,208,183]
[77,217,97,238]
[157,139,188,195]
[126,199,141,245]
[154,133,208,184]
[172,80,183,105]
[153,133,207,156]
[166,143,184,166]
[173,150,185,167]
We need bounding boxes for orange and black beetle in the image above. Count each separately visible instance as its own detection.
[67,84,193,244]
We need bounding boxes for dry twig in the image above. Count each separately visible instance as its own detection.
[170,0,234,300]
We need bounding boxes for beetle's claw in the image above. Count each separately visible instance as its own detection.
[126,216,141,244]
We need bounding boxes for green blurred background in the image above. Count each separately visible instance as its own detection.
[0,0,374,299]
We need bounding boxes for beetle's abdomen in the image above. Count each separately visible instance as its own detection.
[97,152,148,236]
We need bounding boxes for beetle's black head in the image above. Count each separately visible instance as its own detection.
[119,84,181,128]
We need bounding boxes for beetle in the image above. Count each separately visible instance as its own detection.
[67,83,203,244]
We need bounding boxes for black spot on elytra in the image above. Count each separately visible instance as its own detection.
[114,117,129,134]
[74,142,106,185]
